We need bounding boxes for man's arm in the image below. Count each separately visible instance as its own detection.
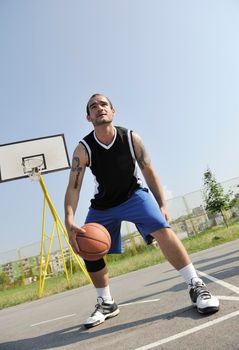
[64,143,88,253]
[132,132,169,221]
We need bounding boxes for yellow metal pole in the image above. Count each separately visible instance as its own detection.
[38,196,47,297]
[68,243,91,281]
[70,250,73,277]
[55,221,71,289]
[57,222,91,281]
[39,222,56,297]
[38,175,91,293]
[39,176,58,221]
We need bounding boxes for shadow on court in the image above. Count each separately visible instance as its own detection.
[0,306,208,350]
[143,251,238,291]
[196,249,239,265]
[152,250,239,288]
[121,281,187,305]
[1,244,237,350]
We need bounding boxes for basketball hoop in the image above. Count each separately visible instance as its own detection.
[0,134,90,297]
[22,157,44,181]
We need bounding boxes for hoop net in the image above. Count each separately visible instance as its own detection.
[22,157,44,181]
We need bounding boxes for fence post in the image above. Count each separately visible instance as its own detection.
[182,196,197,235]
[17,249,25,285]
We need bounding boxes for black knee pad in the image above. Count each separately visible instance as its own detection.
[84,258,106,272]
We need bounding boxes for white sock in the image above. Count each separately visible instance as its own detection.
[96,286,113,303]
[179,263,201,286]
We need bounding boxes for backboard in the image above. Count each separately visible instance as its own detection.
[0,134,71,183]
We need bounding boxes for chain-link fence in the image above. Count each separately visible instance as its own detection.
[169,176,239,238]
[1,176,239,284]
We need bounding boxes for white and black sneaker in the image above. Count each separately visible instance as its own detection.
[84,297,120,329]
[189,278,219,314]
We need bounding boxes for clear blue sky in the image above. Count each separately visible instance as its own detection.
[1,0,239,252]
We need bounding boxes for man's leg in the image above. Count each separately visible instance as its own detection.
[88,265,109,288]
[151,227,191,270]
[151,227,219,314]
[83,261,119,329]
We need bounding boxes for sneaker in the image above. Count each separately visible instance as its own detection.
[189,278,219,314]
[84,297,120,329]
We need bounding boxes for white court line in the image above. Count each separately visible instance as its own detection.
[30,271,239,330]
[119,299,160,307]
[31,313,76,327]
[217,296,239,301]
[134,309,239,350]
[197,270,239,294]
[134,270,239,349]
[30,300,160,327]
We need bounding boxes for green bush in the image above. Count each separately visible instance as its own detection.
[0,272,11,290]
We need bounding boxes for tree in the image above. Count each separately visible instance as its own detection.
[229,192,239,209]
[203,168,232,227]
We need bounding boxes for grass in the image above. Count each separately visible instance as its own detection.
[183,220,239,253]
[1,220,239,310]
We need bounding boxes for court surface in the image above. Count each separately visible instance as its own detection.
[0,240,239,350]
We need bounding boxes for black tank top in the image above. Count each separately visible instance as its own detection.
[80,126,143,209]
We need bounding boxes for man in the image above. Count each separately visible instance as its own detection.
[64,94,219,329]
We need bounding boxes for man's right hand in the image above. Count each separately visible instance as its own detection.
[66,223,86,255]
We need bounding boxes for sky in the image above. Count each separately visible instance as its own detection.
[0,0,239,254]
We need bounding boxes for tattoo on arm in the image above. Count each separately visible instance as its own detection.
[137,142,150,170]
[72,156,82,189]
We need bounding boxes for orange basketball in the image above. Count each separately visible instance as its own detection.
[76,223,111,261]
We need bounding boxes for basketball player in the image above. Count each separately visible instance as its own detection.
[64,94,219,328]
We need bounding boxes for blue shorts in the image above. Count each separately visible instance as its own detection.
[84,188,170,254]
